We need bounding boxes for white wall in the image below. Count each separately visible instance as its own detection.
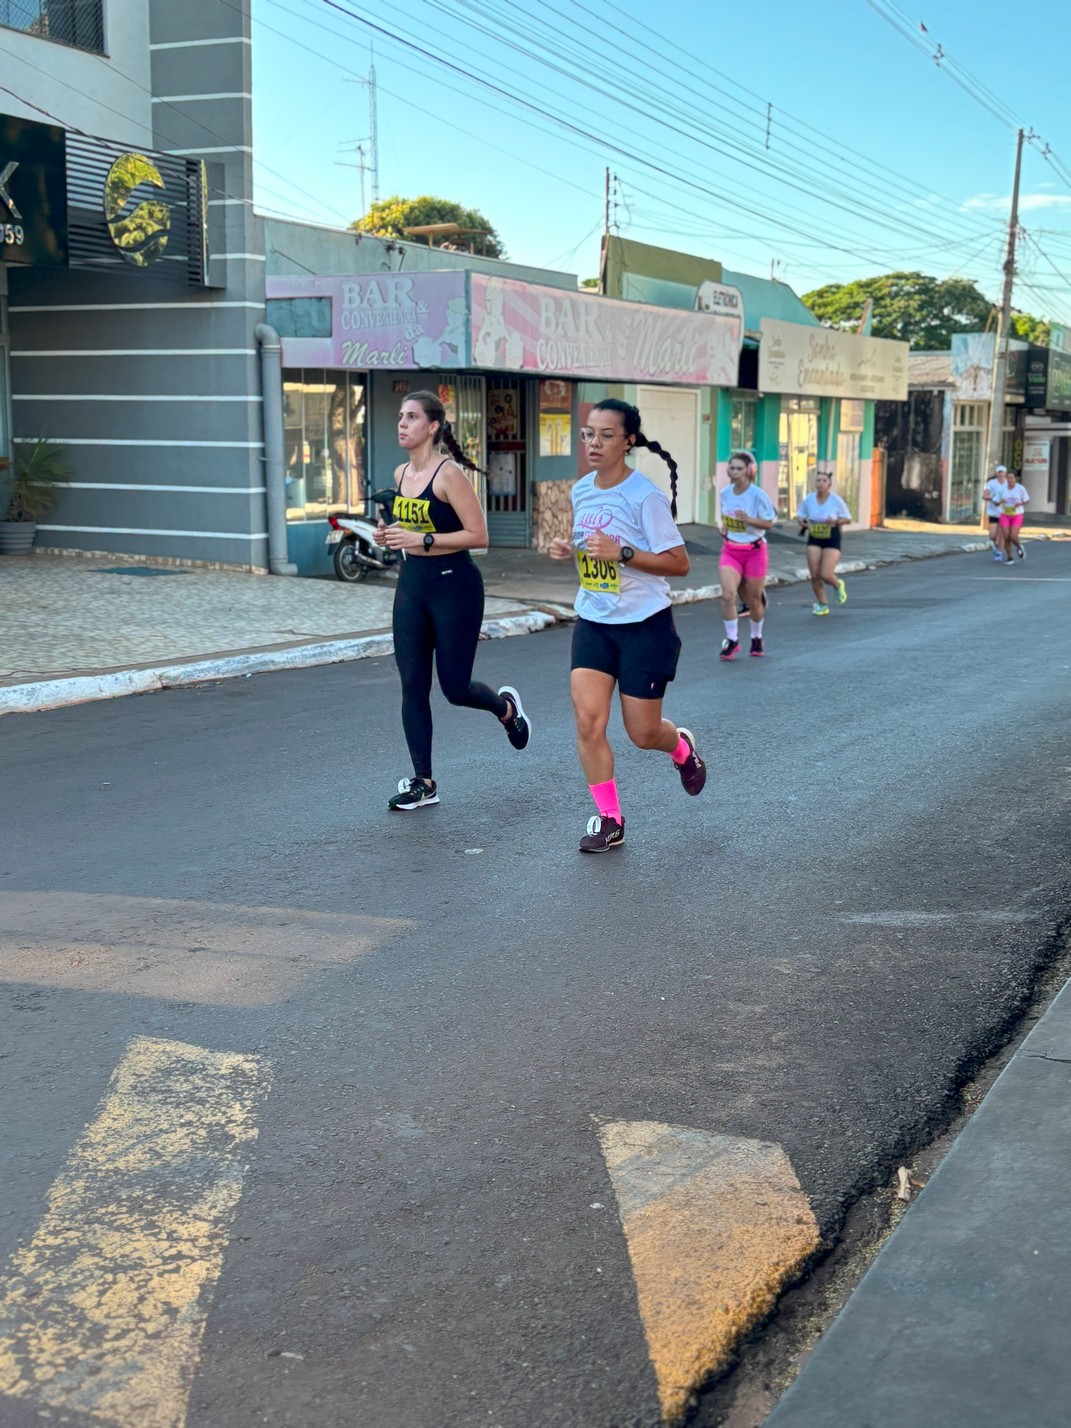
[1,0,152,146]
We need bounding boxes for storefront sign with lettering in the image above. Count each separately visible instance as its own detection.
[759,319,908,400]
[470,274,741,386]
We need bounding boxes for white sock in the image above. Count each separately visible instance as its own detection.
[724,619,739,641]
[750,619,764,638]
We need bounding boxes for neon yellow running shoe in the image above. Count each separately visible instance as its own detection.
[812,602,830,616]
[837,578,848,604]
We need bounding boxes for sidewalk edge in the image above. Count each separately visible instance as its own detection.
[0,542,992,716]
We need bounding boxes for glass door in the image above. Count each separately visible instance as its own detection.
[778,398,819,518]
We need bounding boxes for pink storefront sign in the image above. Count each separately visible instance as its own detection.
[470,274,742,386]
[267,272,469,369]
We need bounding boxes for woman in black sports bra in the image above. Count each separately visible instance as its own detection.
[374,390,532,812]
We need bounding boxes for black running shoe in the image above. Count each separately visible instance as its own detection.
[1017,543,1025,560]
[498,684,531,751]
[579,815,625,853]
[388,776,439,811]
[675,728,707,796]
[719,638,740,661]
[750,636,764,657]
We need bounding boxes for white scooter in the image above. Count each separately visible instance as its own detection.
[326,488,400,583]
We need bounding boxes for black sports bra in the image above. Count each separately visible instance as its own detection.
[392,459,465,536]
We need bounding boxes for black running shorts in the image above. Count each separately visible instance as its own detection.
[806,528,842,551]
[571,606,682,700]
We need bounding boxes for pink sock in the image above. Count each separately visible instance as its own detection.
[589,778,622,822]
[670,735,691,766]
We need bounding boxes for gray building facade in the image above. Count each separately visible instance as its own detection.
[2,0,269,569]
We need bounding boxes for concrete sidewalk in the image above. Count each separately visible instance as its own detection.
[1,521,1063,714]
[766,969,1071,1428]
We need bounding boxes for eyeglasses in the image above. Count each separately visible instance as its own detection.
[580,428,624,442]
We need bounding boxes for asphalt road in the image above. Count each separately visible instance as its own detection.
[2,545,1070,1428]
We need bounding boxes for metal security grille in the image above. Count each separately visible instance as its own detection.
[66,133,209,285]
[0,0,104,54]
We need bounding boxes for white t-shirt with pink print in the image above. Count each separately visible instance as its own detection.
[570,469,684,625]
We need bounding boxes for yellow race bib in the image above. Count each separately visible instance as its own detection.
[809,522,832,539]
[1002,504,1018,515]
[393,495,434,533]
[577,550,620,596]
[724,516,747,533]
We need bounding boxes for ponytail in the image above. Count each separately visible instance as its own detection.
[636,432,680,519]
[441,419,485,476]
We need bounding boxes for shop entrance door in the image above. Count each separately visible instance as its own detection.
[485,379,529,546]
[778,398,819,518]
[634,386,699,522]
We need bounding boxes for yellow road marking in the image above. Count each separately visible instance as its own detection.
[598,1120,819,1424]
[0,1036,270,1428]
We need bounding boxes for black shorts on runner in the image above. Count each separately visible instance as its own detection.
[571,606,682,700]
[807,529,842,551]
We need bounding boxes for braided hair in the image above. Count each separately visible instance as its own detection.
[591,398,681,518]
[407,389,486,475]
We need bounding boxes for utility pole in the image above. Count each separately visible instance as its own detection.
[983,127,1024,498]
[604,166,610,235]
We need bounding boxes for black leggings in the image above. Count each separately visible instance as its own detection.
[392,553,507,778]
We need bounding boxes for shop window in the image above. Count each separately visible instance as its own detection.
[283,369,366,522]
[1,0,104,53]
[730,394,758,454]
[777,397,819,518]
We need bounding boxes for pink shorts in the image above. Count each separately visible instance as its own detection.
[998,514,1023,530]
[720,539,769,582]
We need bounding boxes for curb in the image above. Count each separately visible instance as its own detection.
[0,542,995,716]
[0,611,557,716]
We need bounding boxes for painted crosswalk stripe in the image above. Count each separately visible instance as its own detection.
[598,1119,819,1424]
[0,1036,270,1428]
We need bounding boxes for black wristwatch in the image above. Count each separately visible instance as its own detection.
[423,532,436,551]
[619,545,635,564]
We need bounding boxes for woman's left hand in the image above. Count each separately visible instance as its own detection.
[382,525,424,551]
[585,532,622,561]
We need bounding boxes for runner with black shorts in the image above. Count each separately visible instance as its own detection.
[375,390,531,811]
[796,472,851,615]
[548,399,707,853]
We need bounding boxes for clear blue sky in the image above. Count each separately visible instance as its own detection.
[251,0,1071,322]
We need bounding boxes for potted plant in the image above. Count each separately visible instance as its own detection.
[0,438,72,556]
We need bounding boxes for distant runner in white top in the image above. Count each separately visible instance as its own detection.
[717,450,777,660]
[548,398,707,855]
[797,472,852,615]
[997,472,1030,563]
[984,465,1009,561]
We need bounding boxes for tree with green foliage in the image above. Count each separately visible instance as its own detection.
[1010,311,1051,346]
[352,195,505,258]
[802,271,1053,351]
[802,272,996,349]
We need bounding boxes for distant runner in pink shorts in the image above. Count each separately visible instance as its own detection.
[997,475,1029,564]
[717,450,777,659]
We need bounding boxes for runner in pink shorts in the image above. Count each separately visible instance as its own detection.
[997,472,1029,563]
[718,451,778,658]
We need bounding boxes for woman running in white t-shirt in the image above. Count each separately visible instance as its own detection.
[548,399,707,854]
[797,472,852,615]
[718,451,777,658]
[998,472,1030,563]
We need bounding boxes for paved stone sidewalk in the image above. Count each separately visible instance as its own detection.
[0,555,530,683]
[4,520,1062,712]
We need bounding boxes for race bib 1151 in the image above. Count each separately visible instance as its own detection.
[393,495,434,533]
